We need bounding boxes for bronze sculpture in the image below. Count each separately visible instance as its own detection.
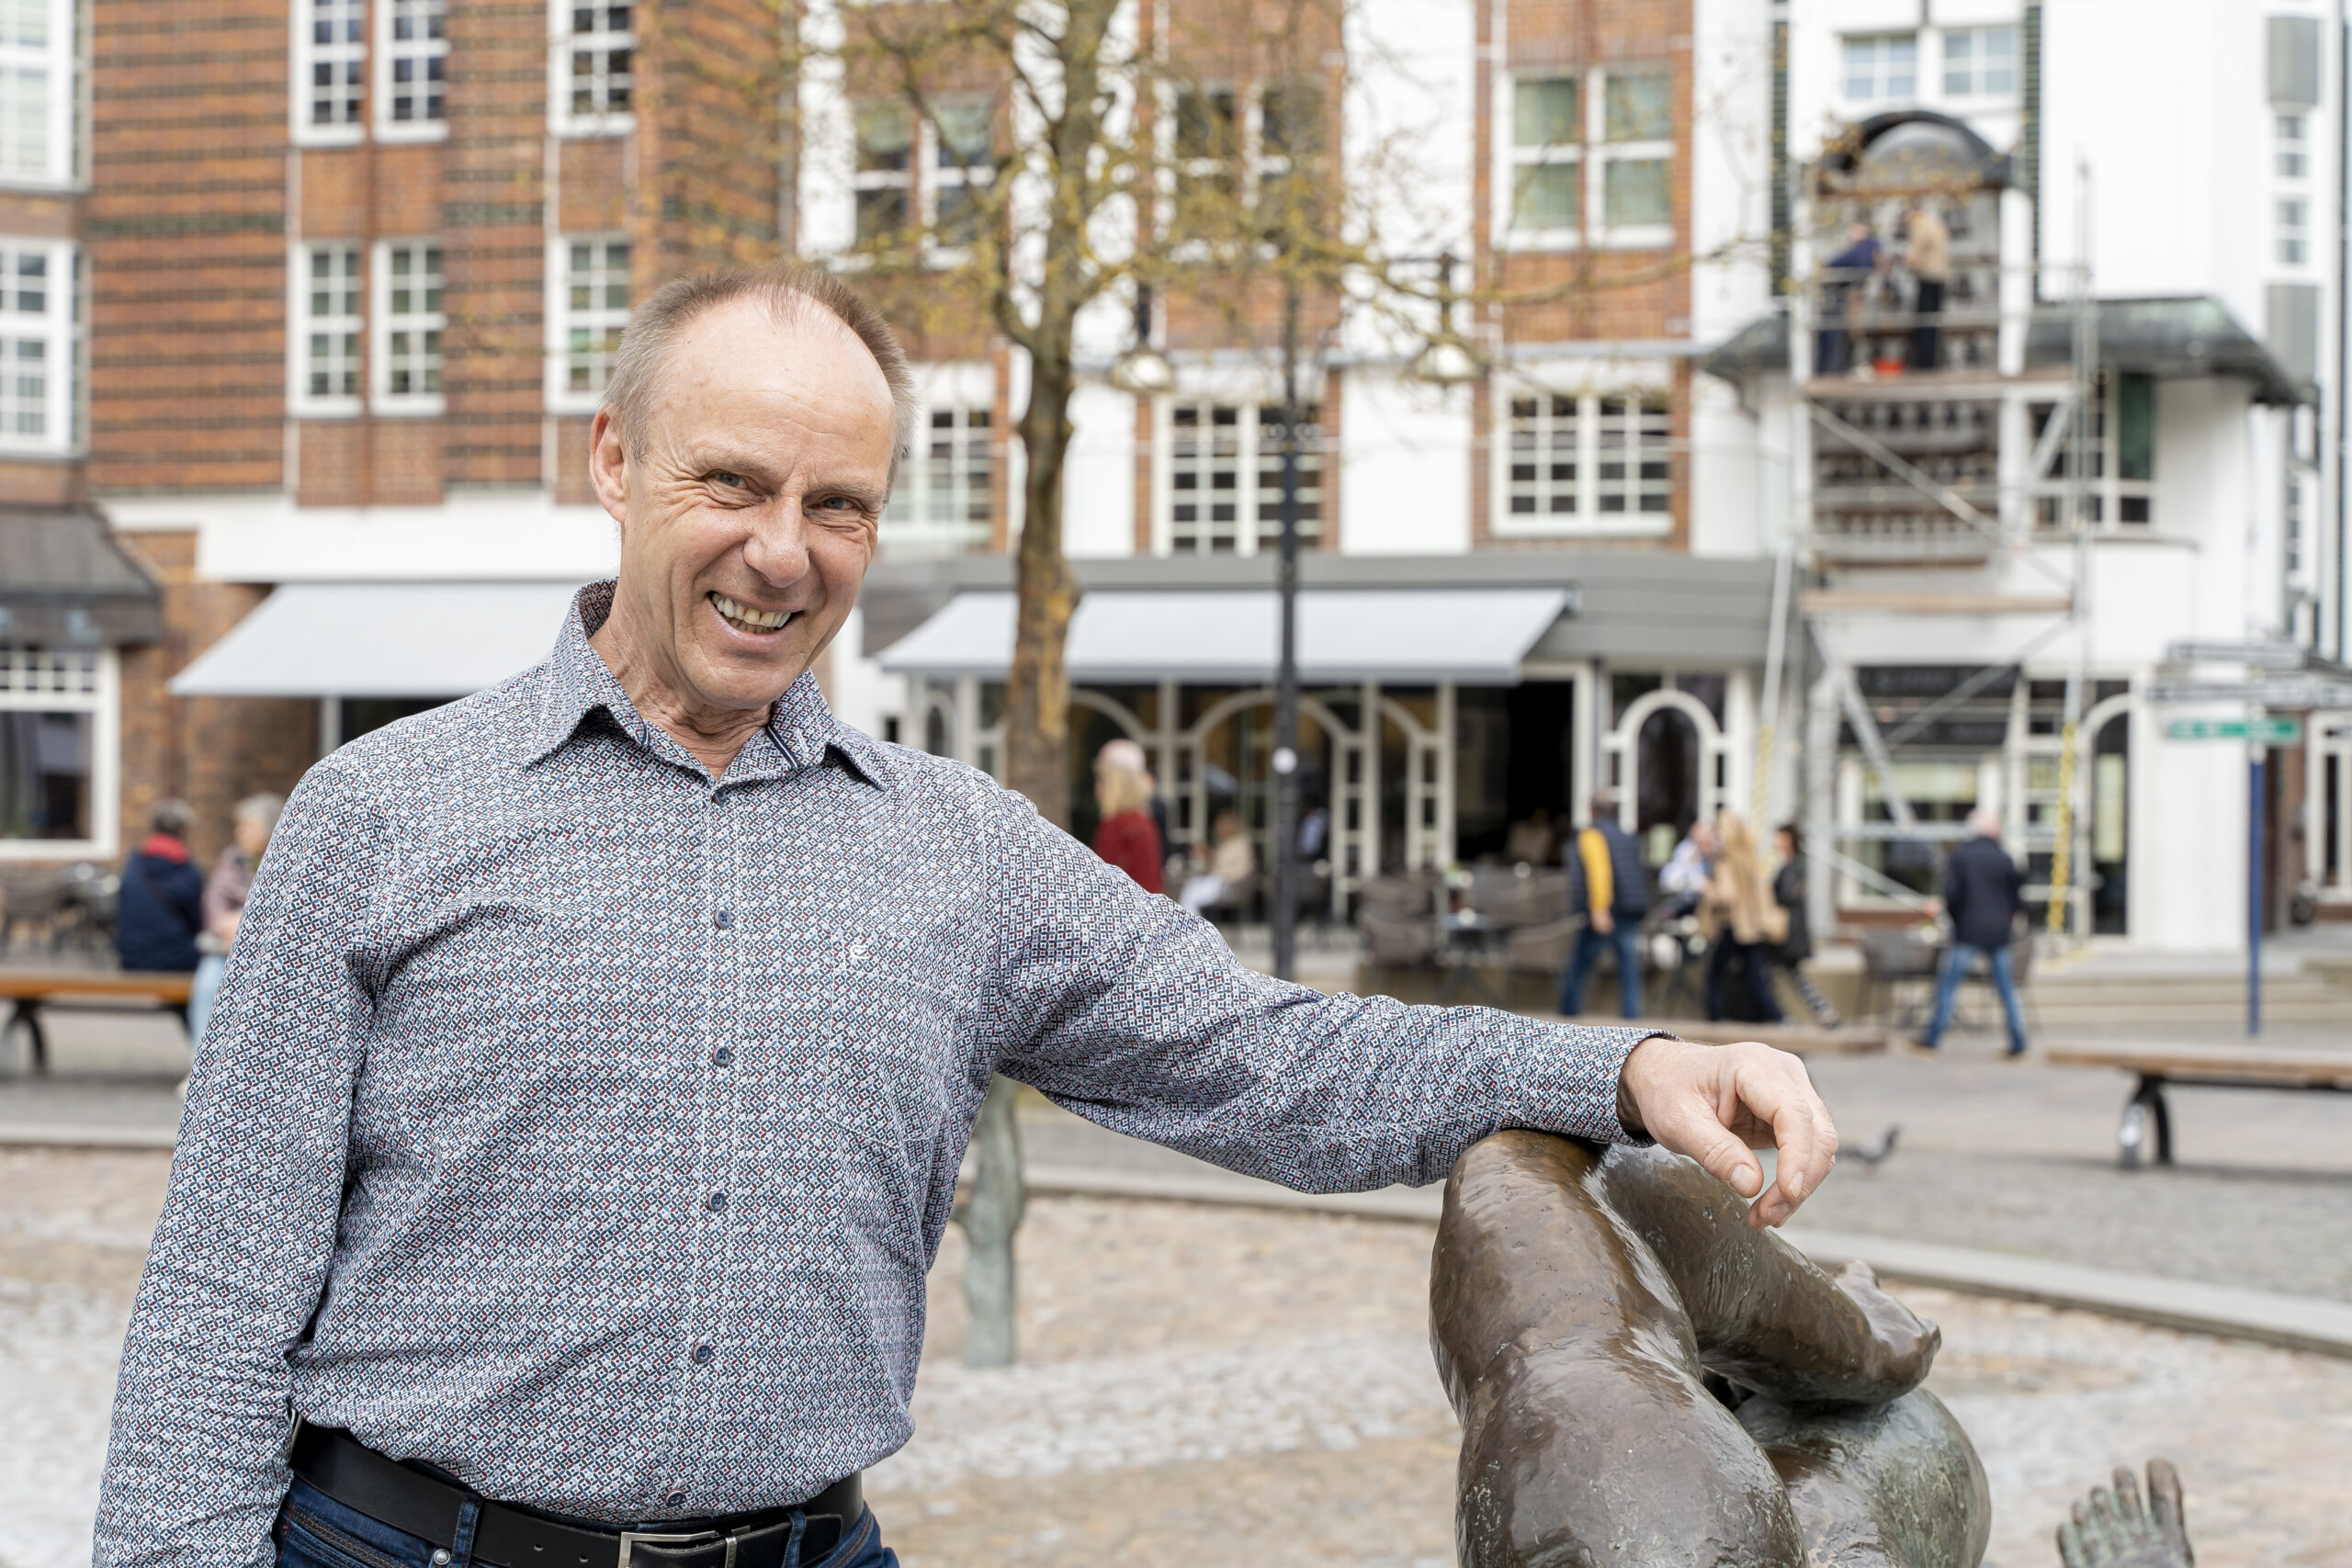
[1430,1132,1990,1568]
[2056,1461,2194,1568]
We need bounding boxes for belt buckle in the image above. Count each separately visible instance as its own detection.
[616,1529,731,1568]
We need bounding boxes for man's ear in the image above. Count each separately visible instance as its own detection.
[588,408,630,528]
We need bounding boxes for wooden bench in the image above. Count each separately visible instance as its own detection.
[2045,1041,2352,1168]
[0,969,193,1074]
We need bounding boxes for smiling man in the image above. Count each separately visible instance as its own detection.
[95,265,1838,1568]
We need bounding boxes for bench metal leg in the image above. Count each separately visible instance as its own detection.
[2118,1074,2173,1170]
[2,999,46,1076]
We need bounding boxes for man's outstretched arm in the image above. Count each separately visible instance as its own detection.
[983,789,1837,1223]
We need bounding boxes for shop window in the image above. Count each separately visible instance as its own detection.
[546,235,628,412]
[883,406,993,557]
[1161,400,1321,556]
[0,644,112,855]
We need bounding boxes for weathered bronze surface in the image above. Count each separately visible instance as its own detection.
[1430,1132,1991,1568]
[2056,1461,2193,1568]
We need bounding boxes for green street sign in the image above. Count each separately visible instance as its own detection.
[2165,716,2302,744]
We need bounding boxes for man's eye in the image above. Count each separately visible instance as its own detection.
[711,470,748,488]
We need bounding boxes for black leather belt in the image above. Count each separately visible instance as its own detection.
[287,1422,864,1568]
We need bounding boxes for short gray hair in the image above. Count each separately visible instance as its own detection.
[234,792,286,837]
[600,263,920,489]
[1968,807,2003,838]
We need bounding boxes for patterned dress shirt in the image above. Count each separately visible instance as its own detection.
[96,581,1658,1566]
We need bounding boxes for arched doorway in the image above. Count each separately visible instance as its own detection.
[1604,687,1731,866]
[2080,692,2132,936]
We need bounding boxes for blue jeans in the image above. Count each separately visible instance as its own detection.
[188,953,226,1055]
[276,1476,896,1568]
[1921,942,2028,1053]
[1559,921,1642,1018]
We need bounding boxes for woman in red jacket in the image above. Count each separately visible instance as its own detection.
[1091,739,1165,894]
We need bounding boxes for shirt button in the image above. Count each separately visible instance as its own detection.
[707,1190,728,1212]
[663,1488,688,1508]
[692,1343,715,1365]
[713,908,733,930]
[711,1046,734,1067]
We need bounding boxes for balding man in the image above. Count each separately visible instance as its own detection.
[1917,807,2029,1057]
[96,265,1838,1568]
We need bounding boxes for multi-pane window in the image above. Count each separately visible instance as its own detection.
[1173,86,1240,209]
[0,241,71,452]
[1842,34,1917,103]
[295,0,365,139]
[0,0,72,181]
[1162,400,1322,555]
[1941,27,2017,96]
[293,243,362,414]
[853,101,912,247]
[380,0,447,132]
[883,407,993,556]
[548,235,628,411]
[1508,76,1579,237]
[374,241,444,409]
[2279,197,2309,265]
[0,644,113,854]
[554,1,632,131]
[931,95,995,245]
[1501,390,1669,532]
[1598,70,1671,235]
[1170,80,1319,236]
[2278,113,2310,180]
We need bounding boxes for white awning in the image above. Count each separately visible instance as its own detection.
[878,589,1571,684]
[170,581,584,697]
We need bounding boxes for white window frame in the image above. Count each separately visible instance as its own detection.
[544,233,630,414]
[1499,68,1673,252]
[883,400,995,557]
[2277,112,2311,181]
[1491,382,1672,539]
[289,241,364,418]
[2279,196,2311,267]
[1151,396,1325,557]
[1939,25,2018,99]
[1840,33,1917,107]
[371,238,444,415]
[548,0,635,138]
[376,0,448,142]
[0,236,76,456]
[0,0,77,187]
[849,97,913,254]
[290,0,367,148]
[925,92,997,254]
[0,644,119,862]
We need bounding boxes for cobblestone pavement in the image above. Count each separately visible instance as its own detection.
[9,1152,2350,1568]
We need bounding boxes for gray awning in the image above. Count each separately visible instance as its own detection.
[0,509,163,644]
[171,581,583,697]
[879,589,1572,684]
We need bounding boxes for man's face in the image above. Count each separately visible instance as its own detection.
[589,299,897,720]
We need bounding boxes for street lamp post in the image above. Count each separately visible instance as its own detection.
[1272,277,1304,985]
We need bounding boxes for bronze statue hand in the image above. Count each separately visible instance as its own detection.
[1619,1035,1839,1228]
[2057,1461,2193,1568]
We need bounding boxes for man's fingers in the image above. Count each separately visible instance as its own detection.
[1727,1046,1838,1206]
[1662,1106,1765,1198]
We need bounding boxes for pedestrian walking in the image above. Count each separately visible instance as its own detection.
[114,799,204,974]
[187,793,285,1054]
[1904,203,1951,372]
[1090,738,1163,894]
[1658,817,1717,919]
[95,263,1838,1568]
[1917,807,2030,1056]
[1770,823,1840,1026]
[1558,789,1650,1018]
[1701,812,1786,1025]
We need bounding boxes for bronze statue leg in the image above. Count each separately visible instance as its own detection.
[1589,1144,1939,1406]
[1431,1130,1807,1568]
[1738,1390,1993,1568]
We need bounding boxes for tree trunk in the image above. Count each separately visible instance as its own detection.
[953,1076,1026,1368]
[1003,345,1079,826]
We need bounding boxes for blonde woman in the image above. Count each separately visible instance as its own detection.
[1090,739,1164,893]
[1699,811,1787,1024]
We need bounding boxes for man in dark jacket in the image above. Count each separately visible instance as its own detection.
[1917,808,2028,1055]
[1559,790,1651,1018]
[116,799,206,973]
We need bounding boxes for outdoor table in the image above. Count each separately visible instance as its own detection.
[1435,910,1506,1006]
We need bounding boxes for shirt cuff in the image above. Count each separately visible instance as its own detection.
[1515,1022,1676,1147]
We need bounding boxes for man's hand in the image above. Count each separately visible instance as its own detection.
[1617,1035,1837,1229]
[1591,908,1614,935]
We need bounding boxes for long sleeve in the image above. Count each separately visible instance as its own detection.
[986,793,1654,1194]
[1577,829,1613,914]
[95,762,385,1568]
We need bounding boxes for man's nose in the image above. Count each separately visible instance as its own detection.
[740,498,814,584]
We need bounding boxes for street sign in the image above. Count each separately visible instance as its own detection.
[2145,677,2352,707]
[2165,639,2307,670]
[2165,716,2302,743]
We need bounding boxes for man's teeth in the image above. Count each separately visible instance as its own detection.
[712,592,793,631]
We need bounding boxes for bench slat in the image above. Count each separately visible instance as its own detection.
[0,971,195,1004]
[2047,1042,2352,1088]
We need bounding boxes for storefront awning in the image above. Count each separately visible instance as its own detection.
[171,581,583,697]
[878,589,1572,684]
[0,509,163,644]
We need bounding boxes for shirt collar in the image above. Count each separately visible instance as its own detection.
[521,580,892,791]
